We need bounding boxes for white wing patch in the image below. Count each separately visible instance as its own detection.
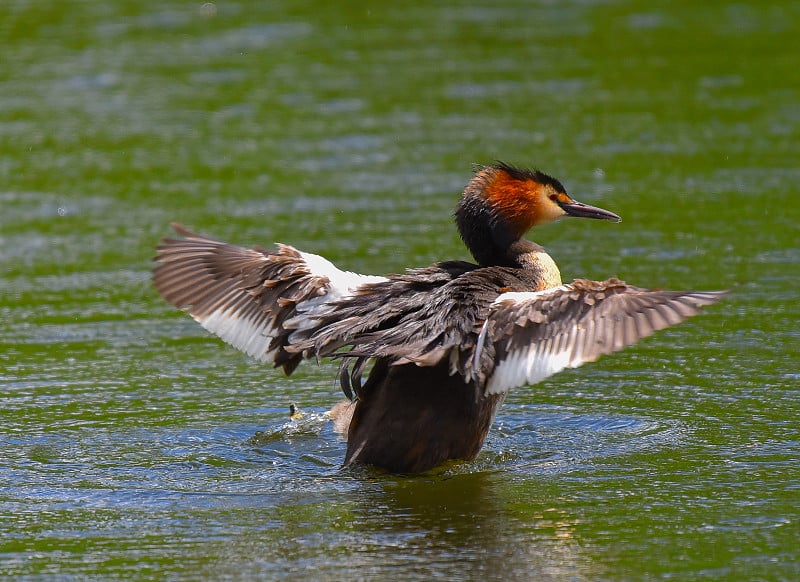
[298,251,388,296]
[487,288,567,305]
[154,226,389,370]
[285,251,388,333]
[481,287,573,395]
[476,282,725,397]
[194,251,387,360]
[197,302,277,362]
[486,346,573,395]
[473,287,562,367]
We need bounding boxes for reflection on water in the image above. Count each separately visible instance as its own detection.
[347,472,589,580]
[204,470,593,579]
[2,397,680,578]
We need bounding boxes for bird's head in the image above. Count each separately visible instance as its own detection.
[468,162,621,239]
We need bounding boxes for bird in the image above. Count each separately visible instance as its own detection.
[153,162,725,473]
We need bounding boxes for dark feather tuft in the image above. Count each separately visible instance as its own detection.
[490,161,568,194]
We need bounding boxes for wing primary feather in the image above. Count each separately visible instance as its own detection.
[153,224,385,381]
[156,226,726,405]
[481,281,725,396]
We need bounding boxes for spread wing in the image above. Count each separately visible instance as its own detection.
[473,278,726,395]
[152,223,387,374]
[294,265,539,395]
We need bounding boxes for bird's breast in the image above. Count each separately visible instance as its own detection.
[527,250,562,290]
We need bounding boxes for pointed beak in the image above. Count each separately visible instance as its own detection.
[560,199,621,222]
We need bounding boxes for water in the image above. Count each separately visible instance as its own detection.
[2,1,799,579]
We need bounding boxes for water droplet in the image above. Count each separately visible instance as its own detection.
[199,2,217,18]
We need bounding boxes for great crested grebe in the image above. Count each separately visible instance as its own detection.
[153,162,725,473]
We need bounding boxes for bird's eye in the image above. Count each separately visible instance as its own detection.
[549,194,559,202]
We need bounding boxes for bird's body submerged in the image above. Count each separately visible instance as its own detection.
[154,163,724,473]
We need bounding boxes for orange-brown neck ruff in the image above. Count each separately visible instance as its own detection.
[480,168,551,239]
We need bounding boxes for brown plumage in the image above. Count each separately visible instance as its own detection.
[153,162,726,473]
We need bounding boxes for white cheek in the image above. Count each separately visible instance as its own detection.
[534,200,568,226]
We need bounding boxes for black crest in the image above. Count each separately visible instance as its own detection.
[490,161,568,194]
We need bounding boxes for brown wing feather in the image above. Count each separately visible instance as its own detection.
[297,265,545,384]
[153,224,330,374]
[476,278,726,394]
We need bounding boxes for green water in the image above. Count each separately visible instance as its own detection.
[2,0,798,579]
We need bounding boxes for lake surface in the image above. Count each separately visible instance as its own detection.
[2,1,798,579]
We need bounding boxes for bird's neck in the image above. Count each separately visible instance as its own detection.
[454,194,562,287]
[455,193,516,266]
[509,240,562,288]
